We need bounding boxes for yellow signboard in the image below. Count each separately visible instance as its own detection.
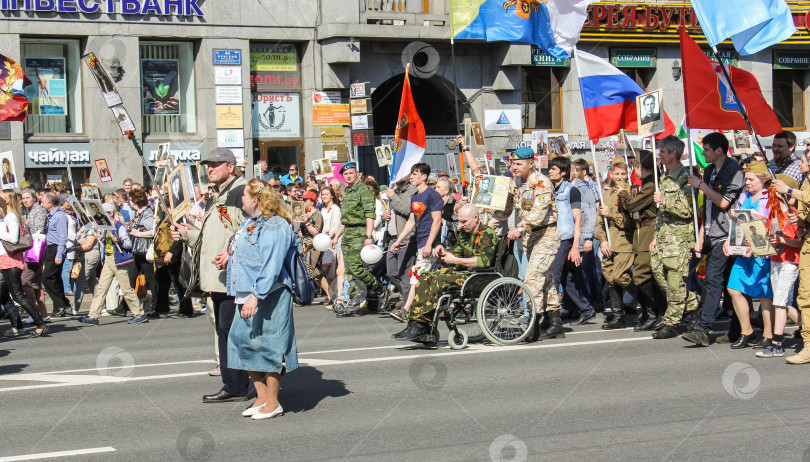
[249,44,298,72]
[319,127,346,143]
[216,105,243,129]
[313,104,351,126]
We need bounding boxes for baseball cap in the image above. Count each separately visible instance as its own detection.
[200,147,236,165]
[301,191,318,201]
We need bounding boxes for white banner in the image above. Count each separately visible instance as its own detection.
[251,93,301,138]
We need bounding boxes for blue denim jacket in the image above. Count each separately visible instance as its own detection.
[572,178,596,246]
[555,181,574,240]
[227,214,293,300]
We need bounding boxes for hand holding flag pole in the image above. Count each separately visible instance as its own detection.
[683,125,701,246]
[590,141,611,248]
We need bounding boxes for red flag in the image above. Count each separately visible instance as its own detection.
[0,54,31,122]
[680,28,782,136]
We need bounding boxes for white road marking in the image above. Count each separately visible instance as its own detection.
[0,447,116,461]
[0,336,652,392]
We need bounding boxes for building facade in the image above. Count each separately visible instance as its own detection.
[2,0,810,189]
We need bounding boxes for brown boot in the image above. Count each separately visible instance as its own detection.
[786,347,810,364]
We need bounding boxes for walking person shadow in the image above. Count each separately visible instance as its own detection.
[277,366,349,413]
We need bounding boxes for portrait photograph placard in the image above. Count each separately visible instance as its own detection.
[471,174,511,211]
[636,89,665,136]
[82,199,115,230]
[374,144,394,167]
[68,195,90,226]
[167,165,189,222]
[733,130,754,155]
[742,219,776,257]
[0,151,18,190]
[81,183,100,201]
[95,158,112,183]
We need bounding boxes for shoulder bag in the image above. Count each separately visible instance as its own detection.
[2,220,33,255]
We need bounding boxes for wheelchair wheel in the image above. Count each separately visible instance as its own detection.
[448,329,468,350]
[446,304,485,343]
[476,278,536,345]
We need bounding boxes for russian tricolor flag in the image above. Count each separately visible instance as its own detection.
[575,49,674,142]
[390,65,426,183]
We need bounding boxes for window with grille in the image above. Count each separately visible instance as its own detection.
[21,38,83,135]
[140,41,196,134]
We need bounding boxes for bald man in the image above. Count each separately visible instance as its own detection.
[393,204,498,342]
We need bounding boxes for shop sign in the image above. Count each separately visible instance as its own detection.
[251,93,301,138]
[216,105,243,129]
[484,109,522,131]
[25,143,91,168]
[586,4,699,30]
[610,48,656,68]
[313,91,342,105]
[319,127,346,143]
[350,98,371,114]
[143,141,203,166]
[250,44,298,72]
[531,47,570,67]
[704,49,738,67]
[350,82,370,98]
[213,49,241,66]
[351,114,373,130]
[313,104,350,126]
[0,0,204,16]
[215,86,243,104]
[250,71,300,91]
[214,66,242,85]
[773,51,810,70]
[217,129,244,148]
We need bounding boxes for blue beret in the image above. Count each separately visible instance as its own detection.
[509,147,534,160]
[339,162,357,174]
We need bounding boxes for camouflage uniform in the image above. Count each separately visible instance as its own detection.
[409,224,498,326]
[651,164,698,327]
[489,170,560,312]
[593,187,635,321]
[791,178,810,354]
[340,180,380,298]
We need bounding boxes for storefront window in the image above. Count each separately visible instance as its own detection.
[140,41,197,134]
[21,38,83,135]
[773,70,805,129]
[522,67,564,130]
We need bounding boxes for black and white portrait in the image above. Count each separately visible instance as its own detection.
[82,199,114,230]
[636,89,665,136]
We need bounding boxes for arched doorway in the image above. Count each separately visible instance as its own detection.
[360,74,471,181]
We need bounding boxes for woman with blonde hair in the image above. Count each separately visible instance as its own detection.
[0,190,48,337]
[227,179,298,420]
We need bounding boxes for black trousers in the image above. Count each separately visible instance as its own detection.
[133,254,157,313]
[211,292,249,397]
[155,261,193,316]
[0,267,45,328]
[43,245,70,311]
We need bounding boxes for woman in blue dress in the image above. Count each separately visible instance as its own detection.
[723,161,773,349]
[227,178,298,420]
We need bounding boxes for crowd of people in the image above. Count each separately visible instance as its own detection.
[2,129,808,419]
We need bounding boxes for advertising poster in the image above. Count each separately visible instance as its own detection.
[215,86,243,104]
[250,44,298,72]
[214,66,242,85]
[24,57,67,115]
[216,105,243,129]
[217,129,244,148]
[251,93,301,138]
[484,109,522,131]
[141,59,180,115]
[313,104,350,126]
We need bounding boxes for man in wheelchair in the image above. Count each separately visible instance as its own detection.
[392,203,498,342]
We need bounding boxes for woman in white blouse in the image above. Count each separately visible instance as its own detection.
[0,191,48,337]
[319,187,341,308]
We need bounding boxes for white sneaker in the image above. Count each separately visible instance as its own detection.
[251,404,283,420]
[242,403,266,417]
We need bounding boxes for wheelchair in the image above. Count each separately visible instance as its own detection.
[413,271,538,349]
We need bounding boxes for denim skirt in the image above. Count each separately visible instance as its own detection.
[227,288,299,374]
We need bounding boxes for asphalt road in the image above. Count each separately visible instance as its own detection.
[1,301,809,462]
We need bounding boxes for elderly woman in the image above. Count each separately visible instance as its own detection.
[299,190,324,282]
[227,179,298,420]
[20,188,49,321]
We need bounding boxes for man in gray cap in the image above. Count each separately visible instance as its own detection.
[172,147,250,403]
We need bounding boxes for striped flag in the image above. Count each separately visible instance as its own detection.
[676,123,709,169]
[390,65,426,183]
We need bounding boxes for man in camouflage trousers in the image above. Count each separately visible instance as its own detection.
[650,135,698,339]
[393,203,497,341]
[487,147,562,341]
[594,157,635,329]
[331,162,381,317]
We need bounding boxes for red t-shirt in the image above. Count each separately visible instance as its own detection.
[769,218,800,264]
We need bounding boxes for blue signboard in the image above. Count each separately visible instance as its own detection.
[213,49,241,66]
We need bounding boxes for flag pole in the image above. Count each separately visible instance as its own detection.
[684,124,701,245]
[591,140,611,248]
[710,46,790,208]
[650,135,660,208]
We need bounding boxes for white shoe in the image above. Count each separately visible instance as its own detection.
[251,405,283,420]
[241,403,266,417]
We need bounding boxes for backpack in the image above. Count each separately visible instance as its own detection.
[284,237,315,305]
[495,237,519,279]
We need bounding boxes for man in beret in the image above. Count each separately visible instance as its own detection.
[488,147,562,341]
[330,162,382,316]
